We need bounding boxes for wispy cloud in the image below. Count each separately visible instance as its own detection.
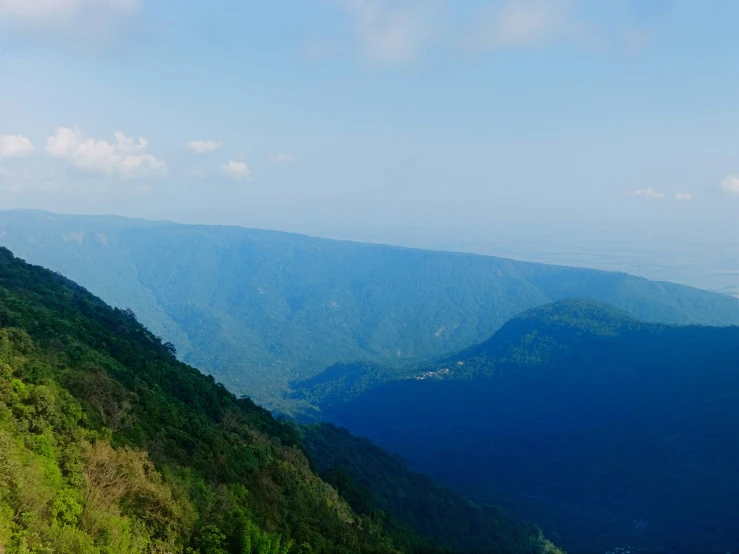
[303,40,337,61]
[720,175,739,196]
[0,0,138,19]
[621,26,653,55]
[469,0,577,50]
[0,0,141,44]
[0,134,34,158]
[189,166,207,180]
[331,0,667,64]
[46,126,167,180]
[674,193,692,201]
[187,140,222,155]
[220,159,252,181]
[336,0,435,64]
[631,188,665,199]
[267,153,294,164]
[0,162,65,193]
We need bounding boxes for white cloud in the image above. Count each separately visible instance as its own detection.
[331,0,663,64]
[0,0,138,20]
[632,188,665,199]
[337,0,435,64]
[472,0,573,49]
[0,0,139,43]
[674,193,692,201]
[622,26,653,56]
[720,175,739,196]
[46,126,167,180]
[0,134,34,158]
[187,140,222,155]
[220,159,252,181]
[268,153,294,164]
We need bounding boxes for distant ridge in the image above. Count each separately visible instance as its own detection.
[1,210,737,413]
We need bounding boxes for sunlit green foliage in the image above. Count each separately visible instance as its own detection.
[0,248,406,553]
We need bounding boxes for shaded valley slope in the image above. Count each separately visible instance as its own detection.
[314,300,739,554]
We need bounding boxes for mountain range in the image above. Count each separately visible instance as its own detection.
[0,246,562,554]
[2,210,738,553]
[1,210,737,415]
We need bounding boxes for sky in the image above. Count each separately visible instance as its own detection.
[0,0,738,275]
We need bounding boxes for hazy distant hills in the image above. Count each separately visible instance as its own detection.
[318,299,739,554]
[1,210,737,412]
[4,209,739,552]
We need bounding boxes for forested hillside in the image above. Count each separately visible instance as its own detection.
[318,300,739,554]
[1,210,737,413]
[302,424,560,554]
[0,247,562,554]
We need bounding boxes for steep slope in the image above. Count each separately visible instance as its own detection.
[1,210,737,413]
[318,300,739,554]
[303,424,561,554]
[0,246,393,553]
[0,247,561,554]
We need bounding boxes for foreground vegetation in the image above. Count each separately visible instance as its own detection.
[0,247,560,554]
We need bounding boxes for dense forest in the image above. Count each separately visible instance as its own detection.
[303,424,560,554]
[0,246,562,554]
[1,210,737,414]
[316,300,739,554]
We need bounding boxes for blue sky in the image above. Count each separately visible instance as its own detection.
[0,0,738,249]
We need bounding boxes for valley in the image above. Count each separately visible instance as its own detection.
[314,300,739,553]
[1,213,738,553]
[1,210,737,416]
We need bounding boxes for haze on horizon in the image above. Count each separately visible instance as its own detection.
[0,0,737,291]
